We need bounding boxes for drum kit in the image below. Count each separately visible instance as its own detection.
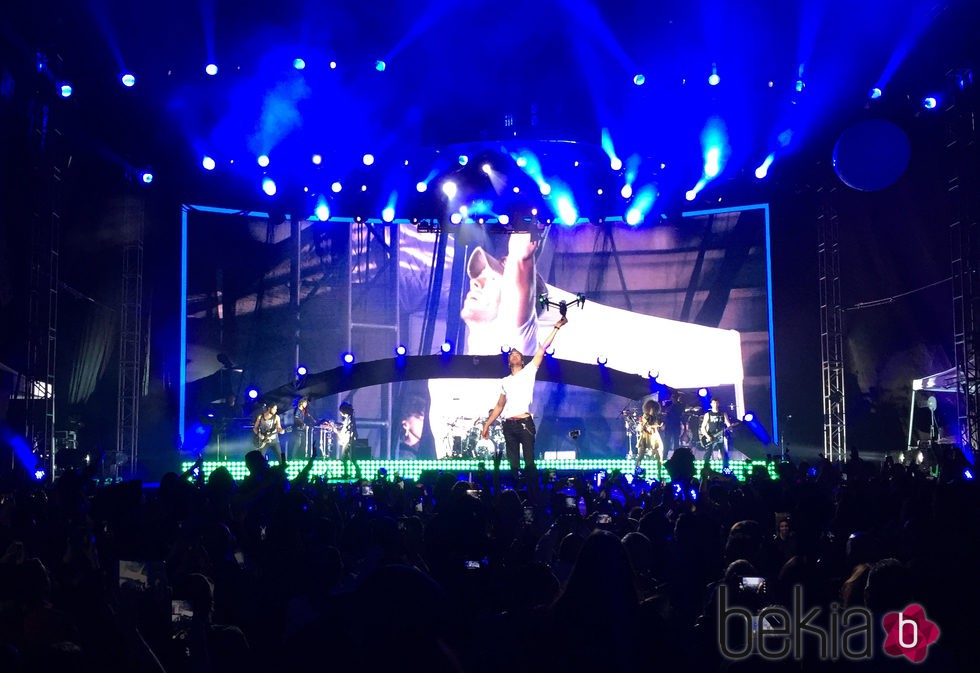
[445,417,504,459]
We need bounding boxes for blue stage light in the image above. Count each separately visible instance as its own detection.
[597,355,608,365]
[698,387,709,398]
[60,83,73,98]
[458,154,469,166]
[965,469,974,480]
[331,181,342,193]
[621,184,633,199]
[395,345,407,356]
[869,87,883,100]
[610,157,623,171]
[633,73,646,86]
[34,468,46,481]
[140,171,154,184]
[556,195,577,226]
[246,387,260,400]
[704,147,721,178]
[708,64,720,86]
[755,153,775,179]
[375,60,386,72]
[205,63,218,76]
[743,412,755,422]
[441,341,453,354]
[314,197,329,222]
[312,154,322,165]
[342,352,355,364]
[121,73,136,87]
[795,79,805,92]
[329,61,337,69]
[296,365,308,377]
[922,96,938,109]
[685,189,697,201]
[261,177,277,196]
[363,153,375,166]
[202,156,216,171]
[626,209,642,226]
[498,214,510,225]
[257,154,270,167]
[416,181,427,193]
[382,206,395,223]
[442,181,457,199]
[293,58,306,70]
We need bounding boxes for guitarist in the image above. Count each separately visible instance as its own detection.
[332,402,357,478]
[252,403,285,462]
[699,398,732,467]
[294,397,321,459]
[635,399,665,469]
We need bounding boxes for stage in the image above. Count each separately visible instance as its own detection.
[180,457,780,483]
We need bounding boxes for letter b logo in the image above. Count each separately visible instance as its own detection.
[883,604,939,664]
[897,612,918,648]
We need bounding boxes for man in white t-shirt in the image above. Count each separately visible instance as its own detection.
[482,315,567,487]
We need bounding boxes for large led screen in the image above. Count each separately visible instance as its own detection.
[181,205,775,461]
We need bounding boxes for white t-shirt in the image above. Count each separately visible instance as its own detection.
[500,362,539,418]
[465,314,537,356]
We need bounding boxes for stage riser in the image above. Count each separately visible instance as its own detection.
[180,459,778,482]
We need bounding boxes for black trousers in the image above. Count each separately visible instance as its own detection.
[293,425,313,458]
[703,438,729,467]
[502,417,537,485]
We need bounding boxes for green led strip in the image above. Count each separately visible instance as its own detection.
[179,459,779,482]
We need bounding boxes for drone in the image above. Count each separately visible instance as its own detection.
[537,293,586,317]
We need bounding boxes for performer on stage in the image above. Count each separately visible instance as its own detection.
[700,398,732,466]
[481,315,568,489]
[635,399,665,469]
[252,403,285,462]
[334,402,357,476]
[293,397,320,458]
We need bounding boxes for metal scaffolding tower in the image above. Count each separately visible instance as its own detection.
[818,193,847,462]
[946,86,979,457]
[25,56,66,476]
[116,196,145,477]
[347,221,399,457]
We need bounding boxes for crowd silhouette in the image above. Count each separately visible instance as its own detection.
[0,444,976,672]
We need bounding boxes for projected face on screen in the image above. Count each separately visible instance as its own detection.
[461,248,504,323]
[182,205,775,460]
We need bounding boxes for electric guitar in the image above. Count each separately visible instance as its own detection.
[253,429,279,450]
[639,414,664,437]
[699,420,741,448]
[321,420,354,450]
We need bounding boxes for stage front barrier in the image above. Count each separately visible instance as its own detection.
[180,458,779,483]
